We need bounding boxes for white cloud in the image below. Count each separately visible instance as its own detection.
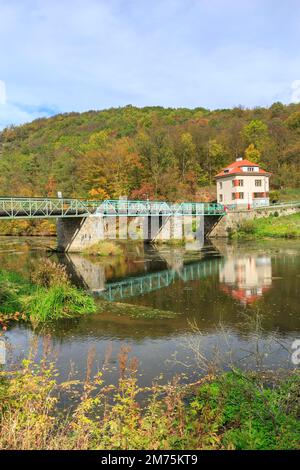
[0,80,6,105]
[291,80,300,103]
[0,0,300,126]
[0,102,51,130]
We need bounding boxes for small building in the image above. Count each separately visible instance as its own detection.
[215,158,271,209]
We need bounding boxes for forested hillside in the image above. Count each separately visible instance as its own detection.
[1,103,300,202]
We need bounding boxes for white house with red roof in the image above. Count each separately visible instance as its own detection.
[215,157,271,209]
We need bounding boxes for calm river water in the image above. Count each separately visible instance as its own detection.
[1,236,300,386]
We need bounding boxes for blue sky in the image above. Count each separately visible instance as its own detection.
[0,0,300,129]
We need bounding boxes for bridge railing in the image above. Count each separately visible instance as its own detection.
[226,200,300,212]
[95,200,225,216]
[0,197,99,218]
[0,197,225,219]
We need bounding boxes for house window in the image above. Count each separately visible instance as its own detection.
[255,180,262,187]
[232,179,244,187]
[219,182,223,189]
[239,192,244,199]
[253,192,265,198]
[248,167,254,172]
[232,193,236,200]
[219,194,223,202]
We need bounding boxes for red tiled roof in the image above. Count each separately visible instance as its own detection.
[215,159,271,178]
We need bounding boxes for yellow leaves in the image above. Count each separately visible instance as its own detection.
[88,130,110,148]
[244,143,261,164]
[88,187,110,200]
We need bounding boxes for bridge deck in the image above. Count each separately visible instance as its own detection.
[0,197,225,219]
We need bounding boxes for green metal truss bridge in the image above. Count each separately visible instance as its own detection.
[0,197,225,219]
[98,257,222,301]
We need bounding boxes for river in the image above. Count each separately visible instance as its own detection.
[1,236,299,386]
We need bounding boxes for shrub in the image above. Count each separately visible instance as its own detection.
[238,219,256,234]
[31,258,70,288]
[269,190,280,204]
[83,241,123,257]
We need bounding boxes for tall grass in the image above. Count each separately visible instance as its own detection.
[232,213,300,239]
[0,352,299,450]
[23,285,96,322]
[0,270,32,314]
[0,260,96,323]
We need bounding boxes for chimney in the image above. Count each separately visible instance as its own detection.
[236,157,243,162]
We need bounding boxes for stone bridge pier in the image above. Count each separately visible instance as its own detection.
[56,214,223,252]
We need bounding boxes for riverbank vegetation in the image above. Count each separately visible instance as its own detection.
[83,240,123,257]
[232,213,300,239]
[0,352,299,450]
[0,260,96,325]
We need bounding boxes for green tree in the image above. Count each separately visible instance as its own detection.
[206,139,226,184]
[244,144,261,164]
[285,111,300,131]
[243,119,268,150]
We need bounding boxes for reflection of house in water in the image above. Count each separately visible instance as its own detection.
[219,255,272,304]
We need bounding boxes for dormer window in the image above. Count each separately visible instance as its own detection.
[241,166,259,173]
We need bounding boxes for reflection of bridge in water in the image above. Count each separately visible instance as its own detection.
[97,257,222,301]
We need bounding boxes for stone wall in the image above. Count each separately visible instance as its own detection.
[209,204,300,238]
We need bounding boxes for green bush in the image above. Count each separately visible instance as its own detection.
[238,219,256,234]
[191,371,300,450]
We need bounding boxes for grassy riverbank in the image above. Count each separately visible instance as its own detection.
[0,354,299,450]
[232,213,300,239]
[0,260,96,325]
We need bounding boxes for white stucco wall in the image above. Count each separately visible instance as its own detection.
[217,174,270,207]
